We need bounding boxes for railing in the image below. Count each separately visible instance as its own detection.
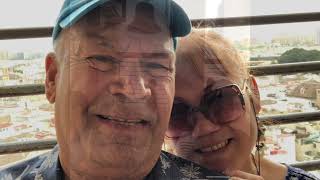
[291,160,320,172]
[192,12,320,27]
[0,27,52,40]
[0,84,44,98]
[0,139,56,154]
[1,61,319,97]
[1,12,320,40]
[1,12,320,171]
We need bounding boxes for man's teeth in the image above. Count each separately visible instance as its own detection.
[200,140,229,153]
[98,115,146,125]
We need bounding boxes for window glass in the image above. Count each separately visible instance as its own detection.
[0,150,50,168]
[0,95,55,144]
[0,0,319,177]
[0,0,62,28]
[174,0,320,19]
[263,121,320,164]
[263,121,320,177]
[1,0,319,28]
[256,73,320,115]
[0,38,51,86]
[213,22,320,65]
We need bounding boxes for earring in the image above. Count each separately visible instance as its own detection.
[249,96,264,176]
[255,116,266,176]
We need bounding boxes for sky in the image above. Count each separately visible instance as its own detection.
[0,0,319,51]
[174,0,320,42]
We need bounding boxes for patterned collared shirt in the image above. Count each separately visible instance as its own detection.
[285,165,319,180]
[0,145,228,180]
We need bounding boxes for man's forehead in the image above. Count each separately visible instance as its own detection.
[75,21,173,54]
[79,0,170,34]
[77,30,172,54]
[80,0,125,27]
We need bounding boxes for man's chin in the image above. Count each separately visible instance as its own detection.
[95,144,148,162]
[73,146,156,178]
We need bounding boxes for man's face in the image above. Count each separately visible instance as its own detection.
[46,4,175,179]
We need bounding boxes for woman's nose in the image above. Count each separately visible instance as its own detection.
[191,113,222,138]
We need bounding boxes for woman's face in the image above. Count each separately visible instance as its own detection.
[165,57,258,172]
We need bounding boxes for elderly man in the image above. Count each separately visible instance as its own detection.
[0,0,226,179]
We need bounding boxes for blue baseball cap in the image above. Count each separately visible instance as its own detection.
[52,0,191,42]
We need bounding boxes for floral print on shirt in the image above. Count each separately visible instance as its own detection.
[0,146,227,180]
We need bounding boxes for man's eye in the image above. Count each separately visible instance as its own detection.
[142,62,172,77]
[144,62,170,71]
[87,56,116,63]
[146,63,168,69]
[86,55,118,72]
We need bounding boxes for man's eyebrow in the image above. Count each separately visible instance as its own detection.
[142,52,172,59]
[86,33,114,48]
[118,51,174,59]
[127,23,161,34]
[86,33,106,40]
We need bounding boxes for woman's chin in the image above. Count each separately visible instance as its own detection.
[190,138,236,172]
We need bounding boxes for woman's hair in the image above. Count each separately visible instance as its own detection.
[176,28,249,83]
[175,27,268,140]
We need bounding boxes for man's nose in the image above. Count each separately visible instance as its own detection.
[192,113,221,138]
[109,62,151,101]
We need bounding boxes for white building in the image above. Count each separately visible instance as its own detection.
[317,30,320,45]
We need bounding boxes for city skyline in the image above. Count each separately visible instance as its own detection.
[0,0,319,49]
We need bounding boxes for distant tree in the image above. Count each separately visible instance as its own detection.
[278,48,320,64]
[13,69,23,74]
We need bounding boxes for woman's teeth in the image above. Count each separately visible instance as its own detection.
[200,140,229,153]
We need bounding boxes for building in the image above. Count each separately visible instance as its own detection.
[0,114,11,123]
[317,89,320,108]
[265,134,296,164]
[271,35,316,46]
[0,51,9,60]
[317,29,320,45]
[8,52,24,60]
[287,81,320,99]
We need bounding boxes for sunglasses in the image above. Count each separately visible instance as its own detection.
[166,83,247,138]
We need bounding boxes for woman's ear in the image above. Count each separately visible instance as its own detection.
[249,75,261,113]
[45,52,58,104]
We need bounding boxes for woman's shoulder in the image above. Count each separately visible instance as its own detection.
[285,165,319,180]
[261,158,319,180]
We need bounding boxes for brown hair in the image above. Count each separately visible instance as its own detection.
[176,28,249,83]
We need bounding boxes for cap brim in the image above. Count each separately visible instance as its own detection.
[53,0,191,40]
[53,0,109,40]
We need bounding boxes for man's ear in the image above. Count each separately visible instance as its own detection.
[45,52,58,104]
[249,75,261,113]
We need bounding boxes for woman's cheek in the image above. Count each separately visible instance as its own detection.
[229,112,252,137]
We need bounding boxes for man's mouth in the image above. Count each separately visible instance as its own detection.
[196,139,232,153]
[97,114,149,126]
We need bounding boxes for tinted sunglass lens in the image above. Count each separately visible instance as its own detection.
[207,86,244,123]
[168,103,194,136]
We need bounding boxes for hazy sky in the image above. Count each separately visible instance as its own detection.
[0,0,319,51]
[174,0,320,42]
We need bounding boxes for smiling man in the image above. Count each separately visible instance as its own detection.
[0,0,227,179]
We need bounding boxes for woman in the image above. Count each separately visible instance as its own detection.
[164,29,318,180]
